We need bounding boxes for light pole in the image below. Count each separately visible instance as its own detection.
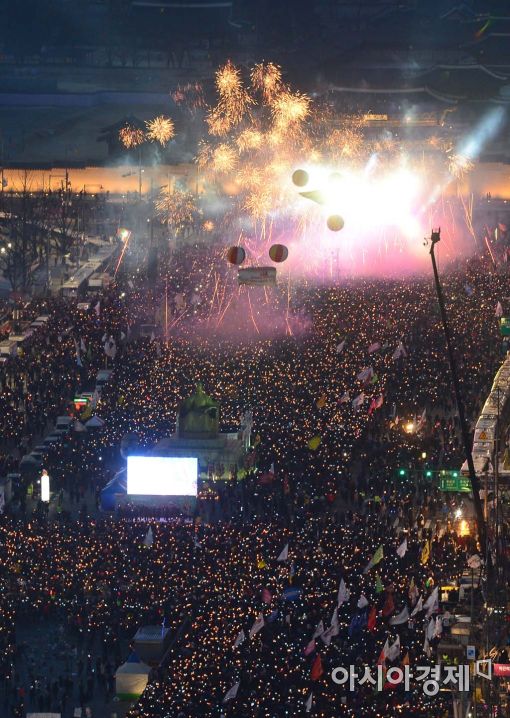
[429,228,486,553]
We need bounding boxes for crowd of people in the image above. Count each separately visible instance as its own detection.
[0,236,508,717]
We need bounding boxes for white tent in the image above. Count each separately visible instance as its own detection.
[85,416,105,428]
[115,653,150,700]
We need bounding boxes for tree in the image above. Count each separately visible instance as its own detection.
[0,171,46,294]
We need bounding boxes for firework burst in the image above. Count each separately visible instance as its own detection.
[146,115,175,146]
[448,153,474,179]
[211,144,237,174]
[119,124,145,149]
[171,82,206,113]
[271,89,311,131]
[155,187,200,235]
[251,62,283,103]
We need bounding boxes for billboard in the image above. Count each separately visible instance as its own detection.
[127,456,198,496]
[238,267,277,287]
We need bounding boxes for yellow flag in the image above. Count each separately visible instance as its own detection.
[257,558,266,569]
[308,435,321,451]
[420,540,431,565]
[316,394,327,409]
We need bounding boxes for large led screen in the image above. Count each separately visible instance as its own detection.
[127,456,198,496]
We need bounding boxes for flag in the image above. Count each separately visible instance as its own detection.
[416,408,427,432]
[369,394,384,414]
[316,394,327,409]
[357,367,374,383]
[337,578,350,606]
[283,587,302,601]
[233,629,245,647]
[80,338,86,352]
[392,341,407,360]
[143,527,153,547]
[434,616,443,638]
[382,592,395,618]
[104,336,117,359]
[409,577,419,604]
[308,435,321,451]
[76,354,83,368]
[305,691,313,712]
[369,372,379,385]
[377,639,390,665]
[367,605,377,632]
[375,574,384,594]
[388,635,401,661]
[423,635,431,658]
[335,340,346,353]
[311,654,323,681]
[357,594,368,609]
[368,341,381,354]
[363,545,384,573]
[348,612,367,637]
[262,587,272,604]
[249,613,264,638]
[267,609,279,623]
[496,301,504,318]
[94,301,100,317]
[257,558,266,569]
[426,617,435,641]
[390,606,409,625]
[304,638,316,656]
[402,652,410,666]
[411,596,423,616]
[420,540,431,565]
[396,539,408,558]
[277,544,289,562]
[338,392,350,404]
[222,681,240,704]
[424,587,439,616]
[352,392,365,409]
[312,620,324,639]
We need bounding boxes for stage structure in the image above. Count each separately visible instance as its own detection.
[102,384,251,512]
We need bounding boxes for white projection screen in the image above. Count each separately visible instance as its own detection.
[127,456,198,496]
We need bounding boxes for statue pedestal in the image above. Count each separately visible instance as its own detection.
[153,432,246,480]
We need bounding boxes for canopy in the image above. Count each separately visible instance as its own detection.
[100,470,127,511]
[115,652,150,700]
[85,415,105,428]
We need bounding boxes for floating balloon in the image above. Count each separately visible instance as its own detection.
[269,244,288,263]
[226,246,246,265]
[327,214,345,232]
[292,169,309,187]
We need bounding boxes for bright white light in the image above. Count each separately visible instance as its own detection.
[455,508,462,519]
[41,472,50,502]
[127,456,198,496]
[311,164,421,233]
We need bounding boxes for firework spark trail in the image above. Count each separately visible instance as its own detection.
[459,193,478,245]
[216,286,235,329]
[247,291,260,335]
[169,308,189,330]
[485,235,496,266]
[208,273,220,323]
[114,234,131,277]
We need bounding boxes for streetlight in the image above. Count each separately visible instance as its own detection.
[428,228,486,553]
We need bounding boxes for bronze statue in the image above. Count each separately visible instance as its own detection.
[178,383,219,438]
